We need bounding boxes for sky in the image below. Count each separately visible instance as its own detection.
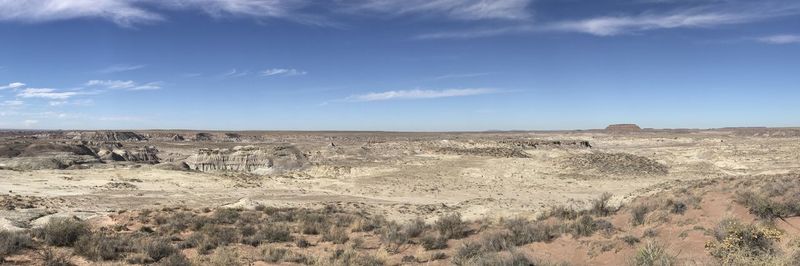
[0,0,799,131]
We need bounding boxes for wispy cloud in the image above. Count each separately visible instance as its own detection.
[757,34,800,44]
[344,88,498,102]
[220,69,249,78]
[417,1,800,39]
[342,0,533,21]
[86,80,162,90]
[23,119,38,127]
[1,100,24,107]
[0,0,323,27]
[0,82,25,90]
[97,64,145,74]
[17,88,79,100]
[261,68,307,77]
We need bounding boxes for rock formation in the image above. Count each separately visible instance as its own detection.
[605,124,642,132]
[187,145,308,174]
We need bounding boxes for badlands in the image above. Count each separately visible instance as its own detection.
[2,127,800,265]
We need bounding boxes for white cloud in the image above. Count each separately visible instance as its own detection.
[86,80,162,90]
[0,0,320,27]
[345,88,497,102]
[432,72,491,80]
[23,119,38,127]
[757,34,800,44]
[1,100,24,107]
[220,69,249,78]
[343,0,532,20]
[17,88,79,100]
[0,82,25,90]
[97,64,145,73]
[261,68,307,77]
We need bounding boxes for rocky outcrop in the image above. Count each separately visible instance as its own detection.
[194,133,214,141]
[0,142,101,170]
[435,147,530,158]
[97,146,159,163]
[562,152,668,176]
[605,124,642,132]
[500,139,591,149]
[187,145,308,174]
[83,131,146,142]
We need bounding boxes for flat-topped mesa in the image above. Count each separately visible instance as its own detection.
[500,139,592,149]
[187,145,308,174]
[605,124,642,132]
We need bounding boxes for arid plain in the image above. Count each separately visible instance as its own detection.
[2,126,800,265]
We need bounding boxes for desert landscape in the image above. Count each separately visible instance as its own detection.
[2,125,800,265]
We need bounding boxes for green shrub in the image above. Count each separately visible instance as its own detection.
[630,242,676,266]
[38,217,89,247]
[706,219,781,261]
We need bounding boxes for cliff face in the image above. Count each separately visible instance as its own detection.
[97,146,160,163]
[83,131,146,142]
[187,145,308,174]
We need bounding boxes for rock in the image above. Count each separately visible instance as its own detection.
[435,147,530,158]
[153,161,191,171]
[562,152,668,176]
[500,139,591,149]
[605,124,642,132]
[194,133,214,141]
[83,131,146,142]
[187,145,309,174]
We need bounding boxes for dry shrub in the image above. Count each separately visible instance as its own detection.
[322,226,350,244]
[37,217,89,247]
[38,248,74,266]
[0,230,33,258]
[421,234,448,250]
[74,232,130,261]
[435,213,468,239]
[503,217,557,245]
[706,219,781,263]
[631,205,651,226]
[141,238,178,262]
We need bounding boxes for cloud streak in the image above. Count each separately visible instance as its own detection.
[342,0,533,21]
[17,88,79,100]
[86,80,162,90]
[0,0,319,27]
[757,34,800,44]
[97,64,145,74]
[344,88,497,102]
[0,82,25,90]
[261,68,307,77]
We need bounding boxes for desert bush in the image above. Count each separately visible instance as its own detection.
[591,192,614,216]
[735,191,800,220]
[622,235,641,246]
[463,251,536,266]
[452,241,485,266]
[244,224,292,246]
[706,219,781,262]
[195,225,239,254]
[404,217,426,238]
[0,230,33,258]
[209,247,240,266]
[435,213,468,239]
[352,215,385,232]
[630,242,676,266]
[569,215,614,237]
[296,238,311,248]
[38,248,74,266]
[643,228,658,238]
[323,226,350,244]
[544,205,579,220]
[664,199,687,215]
[379,221,409,253]
[261,247,289,263]
[322,248,384,266]
[479,231,512,252]
[421,234,448,250]
[141,238,178,262]
[38,217,89,247]
[74,232,129,261]
[212,208,241,224]
[155,253,191,266]
[631,205,650,226]
[503,217,557,245]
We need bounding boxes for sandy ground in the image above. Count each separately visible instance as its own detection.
[3,130,800,229]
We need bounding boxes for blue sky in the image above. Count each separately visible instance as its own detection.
[1,0,799,131]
